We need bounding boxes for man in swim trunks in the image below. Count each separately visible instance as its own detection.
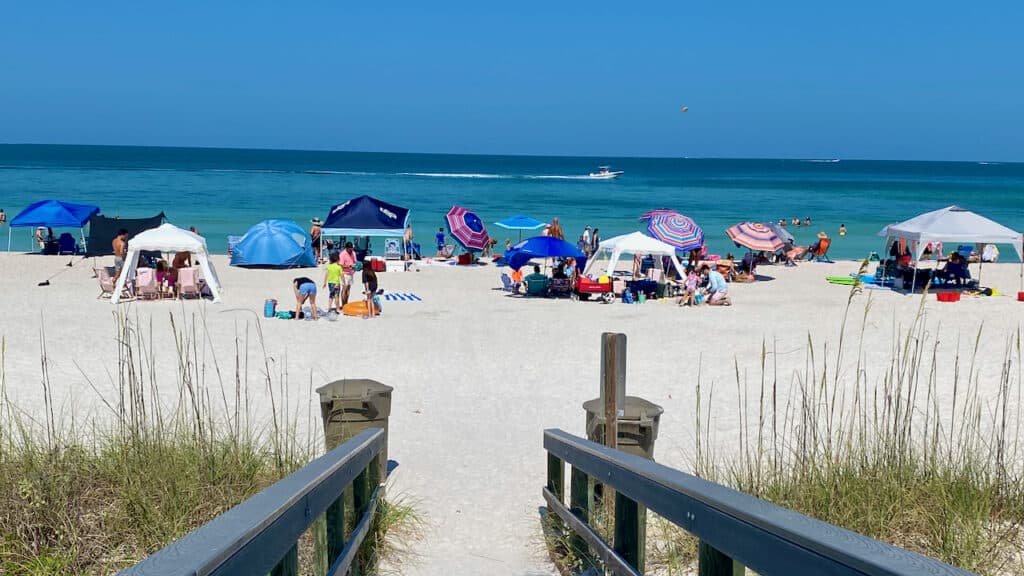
[339,242,357,306]
[293,276,318,320]
[112,229,128,280]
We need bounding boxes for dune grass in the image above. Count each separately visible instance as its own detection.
[0,309,418,575]
[689,263,1024,574]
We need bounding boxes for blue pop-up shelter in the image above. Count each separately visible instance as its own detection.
[504,235,585,271]
[8,199,100,252]
[230,219,316,268]
[321,195,411,258]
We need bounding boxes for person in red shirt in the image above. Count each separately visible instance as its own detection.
[339,242,357,305]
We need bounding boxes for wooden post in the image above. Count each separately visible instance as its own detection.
[326,494,346,562]
[350,462,372,576]
[699,541,745,576]
[600,332,627,450]
[614,492,645,572]
[569,465,596,568]
[546,453,565,534]
[312,515,328,575]
[269,543,298,576]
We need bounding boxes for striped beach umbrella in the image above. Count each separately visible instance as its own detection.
[726,222,784,252]
[446,206,489,252]
[644,211,704,252]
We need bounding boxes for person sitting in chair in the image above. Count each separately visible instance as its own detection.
[939,252,970,285]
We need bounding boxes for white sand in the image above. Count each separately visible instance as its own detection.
[0,252,1021,574]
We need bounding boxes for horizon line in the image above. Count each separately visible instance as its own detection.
[0,141,1020,166]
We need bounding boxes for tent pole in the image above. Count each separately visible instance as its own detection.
[6,227,10,252]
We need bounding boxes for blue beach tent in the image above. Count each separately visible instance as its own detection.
[7,199,100,252]
[230,219,315,268]
[503,235,585,271]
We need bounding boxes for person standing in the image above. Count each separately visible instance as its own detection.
[839,224,847,236]
[112,229,128,280]
[435,227,446,256]
[361,257,379,318]
[339,242,357,306]
[323,251,343,314]
[310,218,323,263]
[549,217,564,240]
[582,226,592,256]
[0,208,6,225]
[591,228,600,253]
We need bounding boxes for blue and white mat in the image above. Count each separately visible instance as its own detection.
[384,292,422,302]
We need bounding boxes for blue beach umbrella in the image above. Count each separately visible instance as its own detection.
[504,235,585,271]
[494,214,546,242]
[642,210,704,252]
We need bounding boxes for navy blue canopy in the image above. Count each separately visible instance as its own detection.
[230,220,315,268]
[504,235,585,271]
[322,195,409,237]
[10,200,99,228]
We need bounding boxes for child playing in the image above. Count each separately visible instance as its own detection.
[435,228,446,256]
[323,252,343,314]
[678,266,700,306]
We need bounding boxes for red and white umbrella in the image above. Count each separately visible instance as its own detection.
[726,222,784,252]
[446,206,489,252]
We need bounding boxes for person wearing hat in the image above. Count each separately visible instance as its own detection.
[310,218,323,263]
[806,231,829,260]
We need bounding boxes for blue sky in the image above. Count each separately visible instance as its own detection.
[2,1,1021,161]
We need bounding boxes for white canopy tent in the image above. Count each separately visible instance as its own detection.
[111,223,222,304]
[878,205,1023,289]
[583,232,687,279]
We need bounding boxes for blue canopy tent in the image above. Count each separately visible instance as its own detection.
[504,235,585,271]
[230,219,315,268]
[321,195,411,260]
[8,200,100,252]
[494,215,546,242]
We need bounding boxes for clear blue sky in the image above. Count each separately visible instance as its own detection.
[2,1,1022,161]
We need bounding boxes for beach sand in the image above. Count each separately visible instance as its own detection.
[1,252,1021,574]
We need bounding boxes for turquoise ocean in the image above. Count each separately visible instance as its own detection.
[1,145,1022,261]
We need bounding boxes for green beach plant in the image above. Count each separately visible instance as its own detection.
[689,262,1024,575]
[0,309,418,576]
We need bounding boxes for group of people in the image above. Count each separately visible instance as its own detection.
[779,216,813,228]
[291,242,380,320]
[112,227,198,295]
[676,264,732,306]
[576,225,601,257]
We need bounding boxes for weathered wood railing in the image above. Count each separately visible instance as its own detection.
[120,428,384,576]
[543,428,975,576]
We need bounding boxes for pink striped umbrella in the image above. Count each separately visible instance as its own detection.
[726,222,784,252]
[446,206,489,252]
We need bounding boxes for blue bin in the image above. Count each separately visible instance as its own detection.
[264,299,277,318]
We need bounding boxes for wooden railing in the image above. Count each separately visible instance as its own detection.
[120,428,384,576]
[543,428,975,576]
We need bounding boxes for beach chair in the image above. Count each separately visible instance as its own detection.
[57,233,78,255]
[178,267,202,299]
[524,276,551,297]
[500,272,520,293]
[811,238,834,263]
[96,267,133,301]
[135,268,160,300]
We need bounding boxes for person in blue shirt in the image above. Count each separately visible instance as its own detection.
[702,265,732,306]
[435,227,446,256]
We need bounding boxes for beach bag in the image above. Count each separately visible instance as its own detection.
[623,290,635,304]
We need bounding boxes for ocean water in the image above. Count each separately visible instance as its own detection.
[1,144,1022,260]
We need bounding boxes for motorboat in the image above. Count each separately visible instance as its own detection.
[589,166,624,179]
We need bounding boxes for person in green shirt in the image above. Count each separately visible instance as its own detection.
[323,251,343,314]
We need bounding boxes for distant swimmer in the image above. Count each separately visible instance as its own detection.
[779,218,787,227]
[804,217,812,227]
[792,217,801,227]
[839,224,847,236]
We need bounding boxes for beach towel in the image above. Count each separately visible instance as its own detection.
[384,292,422,301]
